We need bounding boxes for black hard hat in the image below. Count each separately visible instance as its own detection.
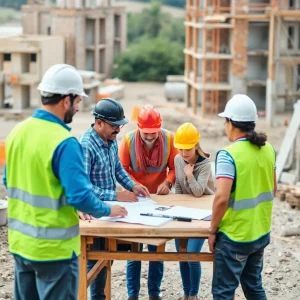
[91,98,128,126]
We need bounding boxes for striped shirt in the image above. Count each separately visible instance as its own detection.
[216,137,276,182]
[79,126,135,200]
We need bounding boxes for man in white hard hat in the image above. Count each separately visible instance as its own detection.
[2,64,127,300]
[208,94,276,300]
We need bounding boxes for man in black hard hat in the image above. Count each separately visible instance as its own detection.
[79,98,150,300]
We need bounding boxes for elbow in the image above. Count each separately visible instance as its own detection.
[192,189,204,198]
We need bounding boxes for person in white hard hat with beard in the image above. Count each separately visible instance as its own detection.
[208,95,277,300]
[3,64,127,300]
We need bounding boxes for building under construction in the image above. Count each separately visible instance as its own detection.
[184,0,300,125]
[22,0,127,78]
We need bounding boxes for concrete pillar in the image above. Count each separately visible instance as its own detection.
[66,0,75,8]
[120,12,127,51]
[75,0,83,9]
[57,0,66,8]
[75,16,86,69]
[95,18,100,73]
[0,53,4,107]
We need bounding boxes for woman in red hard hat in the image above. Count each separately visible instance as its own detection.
[119,105,178,300]
[173,122,215,300]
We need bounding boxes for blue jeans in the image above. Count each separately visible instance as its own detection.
[13,254,78,300]
[212,232,270,300]
[87,238,107,300]
[175,238,205,296]
[127,244,164,297]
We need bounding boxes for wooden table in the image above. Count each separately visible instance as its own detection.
[79,194,214,300]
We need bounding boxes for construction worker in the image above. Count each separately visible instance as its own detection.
[173,123,214,300]
[119,105,178,300]
[208,95,277,300]
[2,64,127,300]
[79,98,150,300]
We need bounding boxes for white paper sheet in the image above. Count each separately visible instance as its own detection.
[100,213,172,227]
[139,205,212,220]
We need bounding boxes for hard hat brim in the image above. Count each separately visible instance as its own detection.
[110,117,129,126]
[218,112,227,118]
[138,127,161,134]
[174,142,197,150]
[81,91,88,98]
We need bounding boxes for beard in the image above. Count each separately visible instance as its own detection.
[142,137,157,149]
[64,106,76,124]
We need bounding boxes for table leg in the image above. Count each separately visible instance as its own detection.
[105,260,111,300]
[104,238,117,300]
[78,236,88,300]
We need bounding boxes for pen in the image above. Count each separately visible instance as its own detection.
[140,213,192,222]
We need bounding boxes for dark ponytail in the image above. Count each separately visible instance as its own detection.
[228,118,267,148]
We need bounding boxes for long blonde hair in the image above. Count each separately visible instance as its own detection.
[195,143,208,158]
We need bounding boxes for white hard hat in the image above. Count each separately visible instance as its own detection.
[37,64,88,97]
[218,94,258,122]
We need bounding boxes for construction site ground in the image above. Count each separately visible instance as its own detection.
[0,82,299,299]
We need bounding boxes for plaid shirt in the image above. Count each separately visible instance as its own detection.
[79,126,135,200]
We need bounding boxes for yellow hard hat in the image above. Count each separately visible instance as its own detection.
[174,123,200,149]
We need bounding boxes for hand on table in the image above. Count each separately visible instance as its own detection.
[78,211,94,221]
[156,181,170,195]
[109,205,128,217]
[116,190,138,202]
[132,184,151,198]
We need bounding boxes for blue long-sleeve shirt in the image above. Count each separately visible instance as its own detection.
[2,109,111,218]
[79,126,135,200]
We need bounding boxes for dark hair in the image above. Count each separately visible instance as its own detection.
[226,118,267,148]
[41,93,77,105]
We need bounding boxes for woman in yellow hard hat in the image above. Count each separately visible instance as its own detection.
[173,122,215,300]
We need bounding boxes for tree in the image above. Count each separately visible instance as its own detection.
[113,37,184,82]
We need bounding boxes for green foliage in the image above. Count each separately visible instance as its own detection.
[127,0,184,44]
[114,37,184,82]
[0,0,26,10]
[129,0,185,8]
[0,8,16,24]
[115,0,184,82]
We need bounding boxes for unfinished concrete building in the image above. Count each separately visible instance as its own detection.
[184,0,300,125]
[0,35,64,110]
[22,0,127,78]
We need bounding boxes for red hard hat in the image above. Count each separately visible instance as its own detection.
[137,105,162,133]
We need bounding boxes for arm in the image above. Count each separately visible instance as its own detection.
[210,178,233,233]
[274,172,277,195]
[165,136,179,185]
[81,140,117,201]
[186,163,212,197]
[114,142,135,191]
[118,137,141,185]
[174,178,183,194]
[53,138,111,218]
[2,165,7,189]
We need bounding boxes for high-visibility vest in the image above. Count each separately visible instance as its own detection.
[5,117,80,261]
[218,140,275,242]
[124,129,171,172]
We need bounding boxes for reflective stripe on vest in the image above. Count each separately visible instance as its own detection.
[8,187,68,210]
[8,218,79,240]
[228,191,274,211]
[126,129,170,172]
[218,141,275,242]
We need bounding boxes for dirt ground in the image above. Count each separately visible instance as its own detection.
[0,82,300,300]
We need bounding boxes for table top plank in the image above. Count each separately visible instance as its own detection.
[80,194,213,238]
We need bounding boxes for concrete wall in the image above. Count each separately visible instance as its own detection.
[247,56,267,81]
[247,23,269,50]
[51,14,76,66]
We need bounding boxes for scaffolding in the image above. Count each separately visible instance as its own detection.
[184,0,300,123]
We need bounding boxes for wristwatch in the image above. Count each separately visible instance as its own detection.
[166,180,172,189]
